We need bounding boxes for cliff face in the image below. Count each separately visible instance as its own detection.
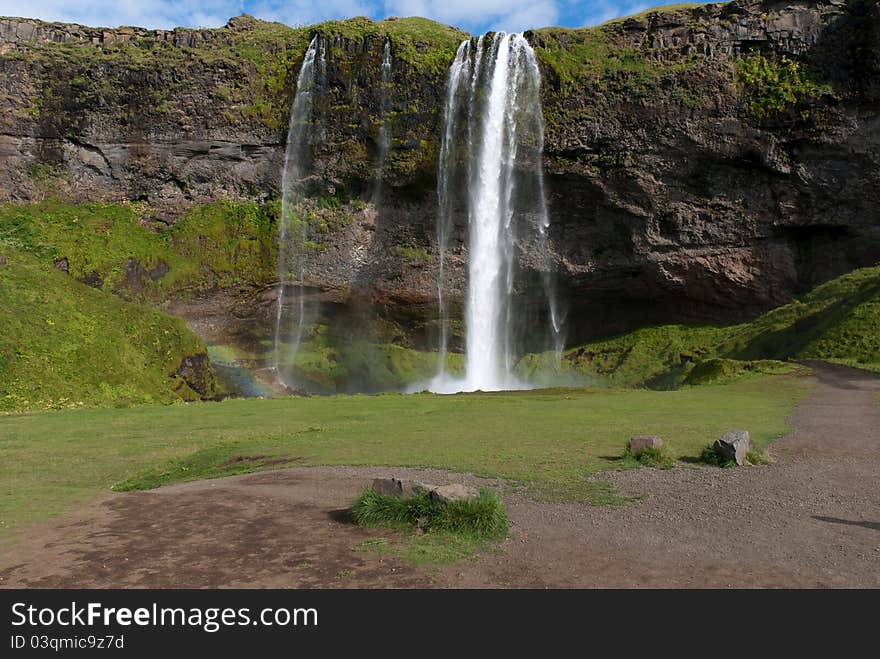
[538,0,880,335]
[1,1,879,343]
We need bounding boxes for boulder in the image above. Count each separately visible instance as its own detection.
[430,484,479,505]
[371,478,479,504]
[371,477,433,498]
[714,430,750,466]
[630,435,663,455]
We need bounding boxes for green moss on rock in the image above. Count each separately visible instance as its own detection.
[736,51,832,119]
[0,200,279,301]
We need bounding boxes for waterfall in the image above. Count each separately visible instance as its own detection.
[435,39,472,375]
[377,38,393,170]
[273,36,321,385]
[431,32,561,393]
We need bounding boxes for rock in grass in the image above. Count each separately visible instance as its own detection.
[372,478,479,504]
[371,477,434,498]
[0,254,7,266]
[629,435,663,455]
[430,484,479,505]
[714,430,750,466]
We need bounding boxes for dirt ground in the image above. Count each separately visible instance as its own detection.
[1,362,878,589]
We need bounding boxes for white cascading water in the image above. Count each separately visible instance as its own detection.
[377,38,393,169]
[435,39,472,373]
[273,36,321,384]
[431,33,561,393]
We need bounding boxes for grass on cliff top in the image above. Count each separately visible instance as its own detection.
[0,372,809,537]
[599,3,705,26]
[11,14,466,132]
[532,4,710,90]
[528,264,880,388]
[0,247,214,413]
[0,200,278,301]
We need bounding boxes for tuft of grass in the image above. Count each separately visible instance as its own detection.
[350,487,508,565]
[354,537,390,554]
[699,444,737,469]
[622,444,675,470]
[350,487,508,540]
[391,245,431,262]
[737,51,831,119]
[746,450,773,466]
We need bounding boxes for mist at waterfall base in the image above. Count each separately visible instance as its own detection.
[272,33,566,396]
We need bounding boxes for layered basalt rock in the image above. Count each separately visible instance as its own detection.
[1,1,879,343]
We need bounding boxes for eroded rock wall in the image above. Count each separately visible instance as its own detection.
[1,1,879,342]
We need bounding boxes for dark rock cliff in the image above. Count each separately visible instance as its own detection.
[1,1,879,343]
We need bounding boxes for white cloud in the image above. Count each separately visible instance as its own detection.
[384,0,560,32]
[0,0,683,33]
[249,0,377,28]
[0,0,245,28]
[578,1,672,27]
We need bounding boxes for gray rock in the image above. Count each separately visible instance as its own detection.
[430,484,479,505]
[630,435,663,455]
[0,254,7,266]
[714,430,751,466]
[371,477,434,498]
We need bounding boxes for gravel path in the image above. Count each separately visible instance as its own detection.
[1,362,877,588]
[438,362,880,588]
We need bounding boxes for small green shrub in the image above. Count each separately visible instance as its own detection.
[737,51,830,118]
[623,445,675,469]
[699,444,737,468]
[350,487,508,540]
[391,245,430,262]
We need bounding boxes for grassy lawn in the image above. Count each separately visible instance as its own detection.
[0,374,810,540]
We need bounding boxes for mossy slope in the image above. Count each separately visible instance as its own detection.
[0,200,278,301]
[0,247,220,412]
[527,264,880,387]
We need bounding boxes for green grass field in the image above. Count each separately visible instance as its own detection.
[0,373,810,540]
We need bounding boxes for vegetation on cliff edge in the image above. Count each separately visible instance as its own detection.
[736,50,832,119]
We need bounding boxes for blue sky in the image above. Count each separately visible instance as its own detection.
[0,1,710,33]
